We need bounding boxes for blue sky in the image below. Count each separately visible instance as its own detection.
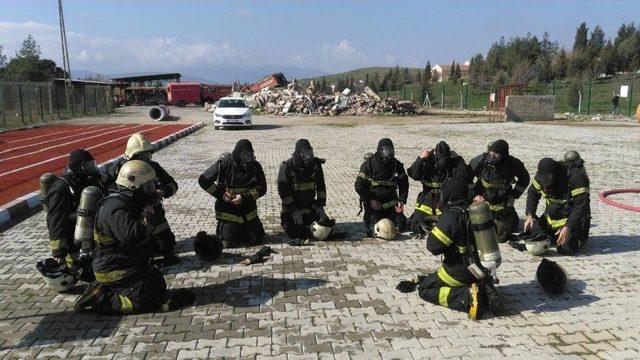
[1,0,638,81]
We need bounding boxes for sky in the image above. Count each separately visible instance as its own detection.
[0,0,639,82]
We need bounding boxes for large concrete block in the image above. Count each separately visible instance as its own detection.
[505,95,555,122]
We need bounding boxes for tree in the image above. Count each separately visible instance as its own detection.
[468,54,485,86]
[566,78,583,110]
[17,34,41,59]
[599,41,618,76]
[552,49,568,79]
[423,61,432,84]
[415,69,422,84]
[573,22,589,52]
[449,61,460,84]
[371,73,380,91]
[402,67,411,85]
[320,77,327,93]
[0,45,6,68]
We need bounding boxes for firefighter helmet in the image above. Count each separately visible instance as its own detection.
[116,160,156,190]
[374,218,397,240]
[124,133,153,160]
[36,258,78,293]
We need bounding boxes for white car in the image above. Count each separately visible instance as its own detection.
[213,97,252,129]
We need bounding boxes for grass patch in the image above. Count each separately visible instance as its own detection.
[322,122,358,128]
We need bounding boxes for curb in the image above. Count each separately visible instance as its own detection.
[0,122,205,232]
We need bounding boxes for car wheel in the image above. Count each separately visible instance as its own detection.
[214,126,220,130]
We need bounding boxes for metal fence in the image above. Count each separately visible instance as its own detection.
[0,81,114,129]
[380,73,640,117]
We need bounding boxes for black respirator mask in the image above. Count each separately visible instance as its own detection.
[487,152,502,165]
[133,180,158,206]
[299,148,314,166]
[79,160,101,183]
[435,153,450,168]
[240,150,256,169]
[379,145,395,162]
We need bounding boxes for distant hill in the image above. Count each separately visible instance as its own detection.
[302,66,424,85]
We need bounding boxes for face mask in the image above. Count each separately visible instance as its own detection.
[139,180,158,205]
[299,149,314,164]
[435,154,449,167]
[487,153,502,165]
[240,150,255,164]
[80,160,99,176]
[380,145,394,161]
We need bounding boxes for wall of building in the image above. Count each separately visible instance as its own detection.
[505,95,555,122]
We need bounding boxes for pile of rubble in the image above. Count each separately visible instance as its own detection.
[245,82,416,116]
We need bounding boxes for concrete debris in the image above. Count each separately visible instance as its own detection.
[245,86,415,116]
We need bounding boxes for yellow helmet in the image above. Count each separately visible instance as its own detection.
[116,160,156,189]
[374,218,397,240]
[124,133,153,160]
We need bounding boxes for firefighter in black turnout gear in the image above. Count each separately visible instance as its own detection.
[407,141,471,236]
[199,139,267,247]
[524,152,591,255]
[278,139,333,241]
[469,140,530,242]
[105,133,179,266]
[355,138,409,237]
[46,149,104,267]
[75,161,173,314]
[397,175,501,320]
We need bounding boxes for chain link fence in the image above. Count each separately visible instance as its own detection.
[380,74,640,117]
[0,81,114,130]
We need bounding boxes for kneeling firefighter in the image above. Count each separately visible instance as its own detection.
[523,153,590,255]
[407,141,471,236]
[469,140,530,242]
[278,139,335,243]
[396,174,503,320]
[105,133,180,266]
[198,139,267,247]
[354,138,409,239]
[38,149,106,291]
[74,161,192,314]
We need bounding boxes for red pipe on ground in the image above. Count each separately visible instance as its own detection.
[600,189,640,212]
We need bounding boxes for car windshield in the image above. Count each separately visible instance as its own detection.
[217,99,246,108]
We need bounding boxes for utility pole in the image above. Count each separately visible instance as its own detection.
[58,0,73,115]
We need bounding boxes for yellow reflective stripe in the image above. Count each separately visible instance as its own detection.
[371,180,397,187]
[381,199,398,209]
[293,182,315,191]
[488,203,504,212]
[118,295,134,314]
[152,221,170,235]
[532,179,542,191]
[431,226,453,246]
[95,270,128,284]
[415,203,441,216]
[482,179,506,189]
[457,245,468,254]
[571,187,589,197]
[437,267,465,287]
[65,253,77,267]
[205,183,217,195]
[94,230,115,246]
[357,172,369,180]
[421,181,442,188]
[248,188,261,201]
[50,239,63,251]
[469,283,479,319]
[217,209,258,224]
[282,196,295,205]
[545,214,568,230]
[438,287,451,307]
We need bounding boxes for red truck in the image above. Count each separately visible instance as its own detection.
[166,82,232,106]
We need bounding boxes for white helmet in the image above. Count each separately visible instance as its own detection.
[526,237,551,256]
[36,258,78,292]
[374,218,397,240]
[124,133,153,160]
[310,221,333,241]
[116,160,156,190]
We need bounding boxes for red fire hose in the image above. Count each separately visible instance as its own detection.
[600,189,640,212]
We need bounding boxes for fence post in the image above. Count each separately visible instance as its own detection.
[39,86,45,122]
[586,80,592,115]
[0,85,5,128]
[441,83,445,109]
[628,83,634,118]
[464,83,469,109]
[18,84,25,125]
[94,88,98,114]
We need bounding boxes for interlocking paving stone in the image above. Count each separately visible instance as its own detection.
[1,111,639,359]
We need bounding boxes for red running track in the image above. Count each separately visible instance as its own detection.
[0,123,190,206]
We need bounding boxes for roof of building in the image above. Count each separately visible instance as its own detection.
[110,73,182,83]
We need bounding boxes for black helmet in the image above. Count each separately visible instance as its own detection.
[564,150,584,168]
[536,258,569,295]
[193,231,223,261]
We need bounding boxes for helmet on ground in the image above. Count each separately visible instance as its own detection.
[193,231,223,261]
[525,233,551,256]
[36,258,78,292]
[124,133,153,160]
[374,218,397,240]
[310,219,335,241]
[536,258,569,295]
[116,160,156,190]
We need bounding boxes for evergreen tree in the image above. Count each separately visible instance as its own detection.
[424,61,432,84]
[573,22,589,52]
[552,48,568,79]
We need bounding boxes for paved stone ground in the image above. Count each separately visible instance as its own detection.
[1,110,639,359]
